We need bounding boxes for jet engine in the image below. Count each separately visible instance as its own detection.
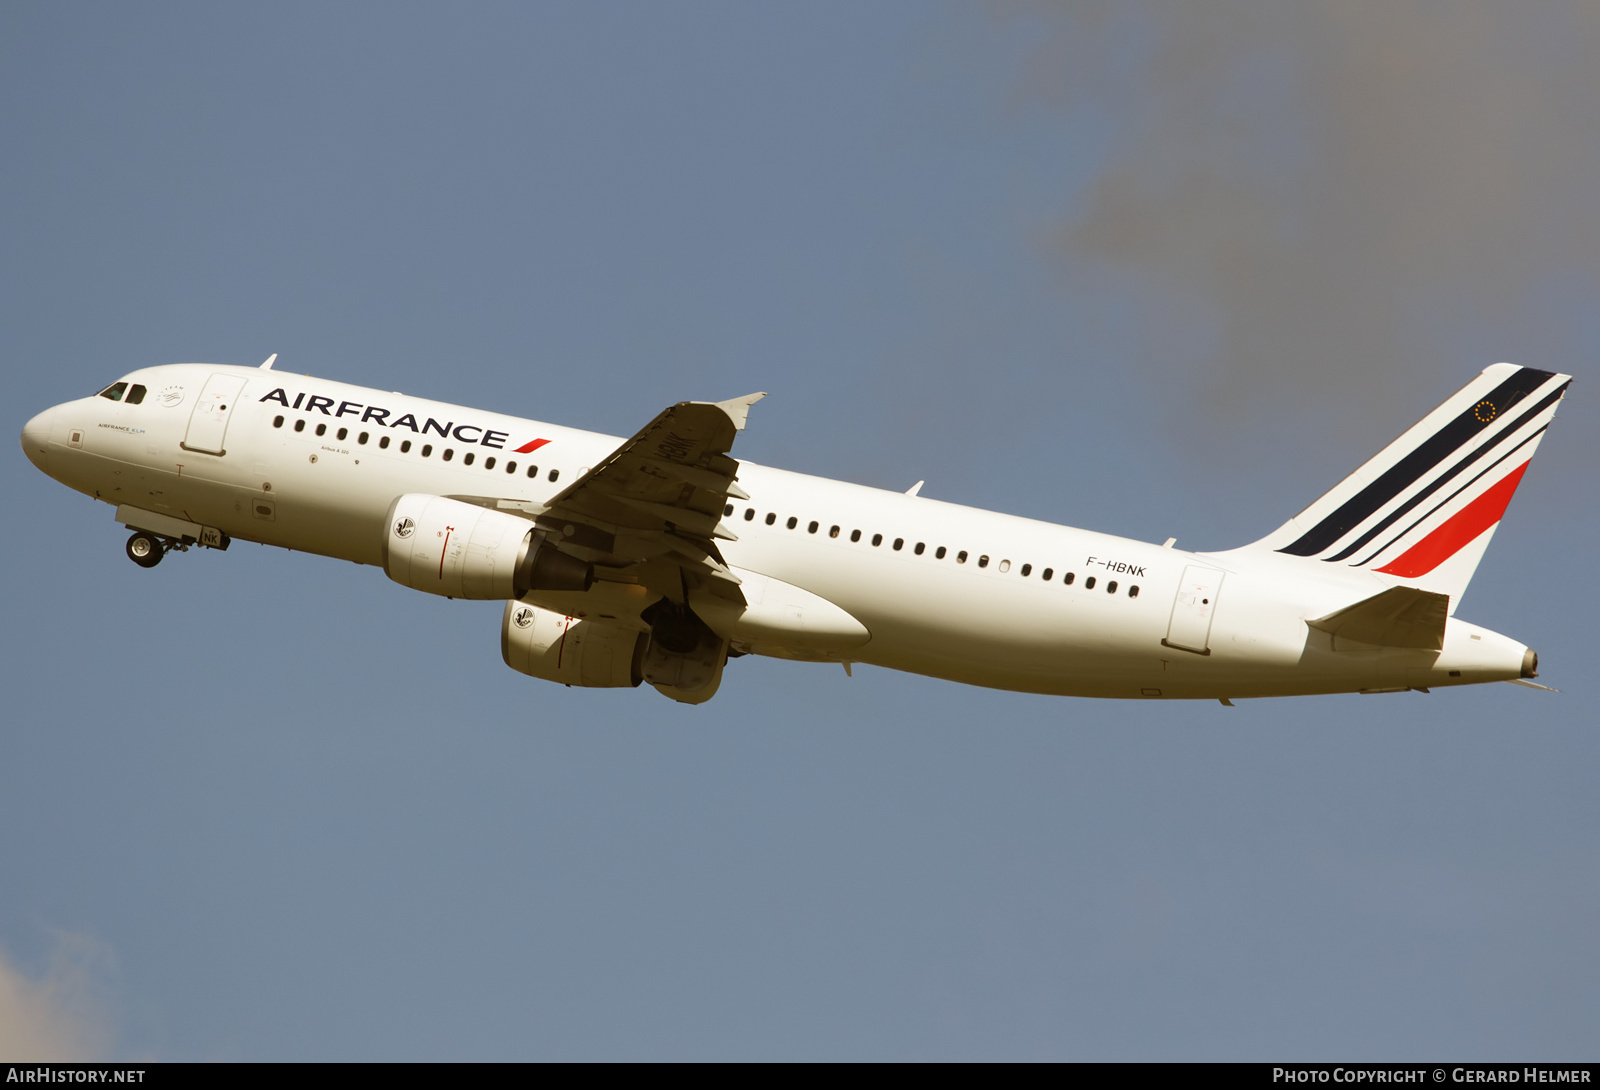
[638,597,728,700]
[500,599,731,702]
[382,494,592,600]
[501,601,645,688]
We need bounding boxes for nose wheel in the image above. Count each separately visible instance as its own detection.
[126,531,165,568]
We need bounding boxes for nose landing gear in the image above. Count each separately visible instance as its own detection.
[118,510,229,568]
[125,530,167,568]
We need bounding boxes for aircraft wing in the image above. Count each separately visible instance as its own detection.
[523,393,766,589]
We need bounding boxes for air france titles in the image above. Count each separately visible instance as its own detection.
[259,389,510,449]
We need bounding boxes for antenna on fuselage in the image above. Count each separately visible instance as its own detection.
[259,353,278,370]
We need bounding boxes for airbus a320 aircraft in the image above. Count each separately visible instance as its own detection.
[20,360,1569,705]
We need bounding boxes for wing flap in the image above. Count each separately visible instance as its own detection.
[534,394,765,591]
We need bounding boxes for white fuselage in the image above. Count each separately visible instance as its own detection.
[22,363,1534,700]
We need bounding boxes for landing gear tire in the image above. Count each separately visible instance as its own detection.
[126,531,164,568]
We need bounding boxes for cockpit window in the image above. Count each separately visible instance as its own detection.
[125,384,147,405]
[98,382,128,402]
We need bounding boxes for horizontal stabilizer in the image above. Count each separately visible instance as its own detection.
[1504,678,1559,692]
[1307,586,1449,650]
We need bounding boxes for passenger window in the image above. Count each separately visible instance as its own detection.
[526,465,537,477]
[829,525,840,538]
[936,546,947,559]
[463,452,475,465]
[1128,585,1140,598]
[548,470,559,482]
[358,432,369,445]
[506,461,516,473]
[914,542,925,555]
[422,444,433,457]
[850,530,861,543]
[1063,572,1075,585]
[1107,580,1117,594]
[401,440,412,453]
[273,416,284,428]
[126,385,146,405]
[978,555,989,568]
[294,419,305,433]
[1020,564,1031,576]
[725,504,735,517]
[957,551,968,564]
[316,423,327,436]
[379,435,389,449]
[997,559,1010,572]
[336,427,348,441]
[1085,576,1096,589]
[786,517,797,530]
[443,449,454,462]
[765,512,776,525]
[893,538,903,551]
[1042,568,1053,581]
[871,533,882,547]
[98,382,127,402]
[744,508,755,521]
[484,456,495,470]
[808,521,819,534]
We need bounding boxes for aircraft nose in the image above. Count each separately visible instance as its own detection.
[20,407,54,470]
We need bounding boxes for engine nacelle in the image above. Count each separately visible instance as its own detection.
[382,494,592,600]
[501,601,645,688]
[637,597,730,704]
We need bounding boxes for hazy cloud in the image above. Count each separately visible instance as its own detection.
[1007,1,1600,453]
[0,933,115,1061]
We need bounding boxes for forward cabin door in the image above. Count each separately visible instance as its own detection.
[1164,565,1225,655]
[181,373,249,455]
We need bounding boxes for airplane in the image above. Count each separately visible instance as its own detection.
[19,358,1570,705]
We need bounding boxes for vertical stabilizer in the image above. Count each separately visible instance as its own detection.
[1247,364,1571,607]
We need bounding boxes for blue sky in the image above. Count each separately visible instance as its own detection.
[3,2,1597,1060]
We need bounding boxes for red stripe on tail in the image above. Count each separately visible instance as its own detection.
[1375,461,1530,578]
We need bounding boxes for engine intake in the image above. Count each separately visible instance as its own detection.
[382,494,592,600]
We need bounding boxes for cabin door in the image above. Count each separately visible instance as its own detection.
[1164,565,1225,655]
[182,373,248,455]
